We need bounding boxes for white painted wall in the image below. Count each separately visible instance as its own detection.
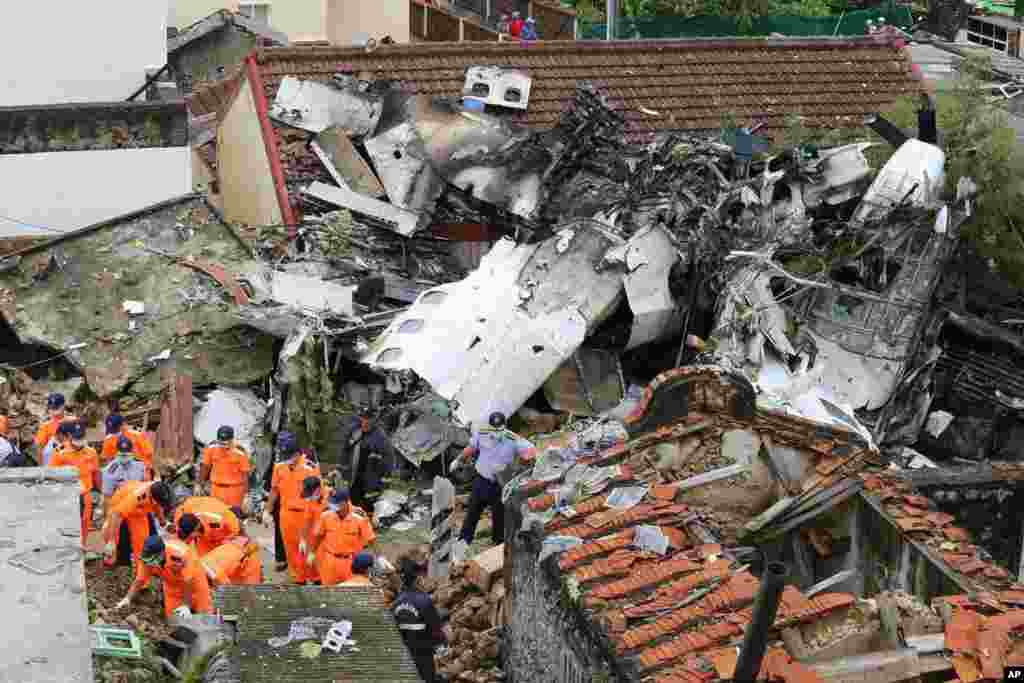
[170,0,327,41]
[0,148,192,237]
[0,1,168,106]
[326,0,410,44]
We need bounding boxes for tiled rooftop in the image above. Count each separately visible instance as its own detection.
[513,367,875,680]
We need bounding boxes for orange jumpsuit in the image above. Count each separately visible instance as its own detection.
[101,429,154,478]
[201,444,251,508]
[131,538,213,618]
[34,414,74,465]
[312,507,375,586]
[49,444,99,543]
[301,486,331,583]
[271,456,320,583]
[105,481,163,573]
[174,497,241,556]
[201,537,262,586]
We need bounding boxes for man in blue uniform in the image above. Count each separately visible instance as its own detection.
[391,556,446,682]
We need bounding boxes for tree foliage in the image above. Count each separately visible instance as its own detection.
[566,0,832,21]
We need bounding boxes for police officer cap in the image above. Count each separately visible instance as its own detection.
[352,552,374,573]
[488,411,506,429]
[47,393,65,410]
[329,487,350,506]
[141,535,165,560]
[178,513,200,539]
[106,414,124,435]
[69,421,86,441]
[301,476,321,499]
[217,425,235,441]
[149,481,173,508]
[116,435,133,453]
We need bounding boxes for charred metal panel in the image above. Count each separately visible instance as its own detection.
[270,76,382,136]
[462,66,532,111]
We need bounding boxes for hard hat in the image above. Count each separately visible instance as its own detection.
[178,513,200,539]
[352,552,374,573]
[140,535,166,562]
[116,435,133,453]
[47,393,65,410]
[216,425,235,441]
[488,411,507,429]
[329,487,351,506]
[105,414,124,435]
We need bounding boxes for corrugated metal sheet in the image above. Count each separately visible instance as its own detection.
[215,585,420,682]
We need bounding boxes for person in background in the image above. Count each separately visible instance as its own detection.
[174,496,241,556]
[307,487,375,586]
[35,393,72,466]
[521,16,538,40]
[49,420,100,544]
[101,435,148,522]
[299,476,331,585]
[0,416,27,467]
[453,411,535,549]
[339,552,375,587]
[264,432,321,584]
[103,480,173,575]
[342,409,395,513]
[198,425,251,511]
[99,413,154,478]
[200,535,262,586]
[509,10,524,37]
[392,555,446,683]
[260,456,287,572]
[115,535,212,619]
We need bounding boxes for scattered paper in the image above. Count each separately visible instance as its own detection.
[122,300,145,315]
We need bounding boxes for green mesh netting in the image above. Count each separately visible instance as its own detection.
[579,4,913,39]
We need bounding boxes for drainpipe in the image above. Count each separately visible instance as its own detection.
[732,561,790,683]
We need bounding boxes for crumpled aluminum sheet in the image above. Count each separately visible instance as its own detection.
[632,524,669,556]
[531,447,578,482]
[538,535,584,563]
[605,485,649,510]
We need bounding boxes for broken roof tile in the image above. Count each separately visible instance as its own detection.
[902,504,927,517]
[950,653,983,683]
[958,559,988,575]
[636,620,744,671]
[944,527,973,542]
[558,530,634,571]
[945,610,982,653]
[652,484,679,501]
[978,627,1011,679]
[924,511,955,527]
[589,555,703,601]
[894,517,933,532]
[903,495,931,508]
[573,549,642,584]
[985,565,1011,581]
[623,560,733,618]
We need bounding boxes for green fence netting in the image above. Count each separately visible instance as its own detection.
[579,4,913,39]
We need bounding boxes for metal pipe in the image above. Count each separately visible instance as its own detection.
[733,561,790,683]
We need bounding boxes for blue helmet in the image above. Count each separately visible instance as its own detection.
[276,431,298,458]
[47,393,65,410]
[352,552,374,574]
[217,425,235,442]
[105,414,124,435]
[140,535,165,562]
[116,435,133,453]
[329,487,350,506]
[57,421,75,438]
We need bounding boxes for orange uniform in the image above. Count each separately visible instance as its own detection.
[312,507,375,585]
[201,536,262,586]
[101,429,154,477]
[174,497,241,556]
[49,444,99,543]
[131,538,213,617]
[34,415,74,465]
[300,485,331,583]
[271,456,320,583]
[104,481,163,573]
[201,443,251,508]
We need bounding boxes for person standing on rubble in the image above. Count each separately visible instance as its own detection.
[115,535,213,619]
[453,412,535,550]
[307,487,376,586]
[0,416,28,467]
[263,432,321,583]
[99,413,154,478]
[299,475,332,585]
[49,420,100,545]
[198,425,252,512]
[342,409,395,513]
[34,393,73,466]
[200,534,262,586]
[392,555,446,683]
[174,496,242,556]
[103,480,174,575]
[101,436,147,521]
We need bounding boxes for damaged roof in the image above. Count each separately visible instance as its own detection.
[242,36,921,136]
[512,366,874,681]
[169,9,288,55]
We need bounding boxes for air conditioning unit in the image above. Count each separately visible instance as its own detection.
[462,66,531,110]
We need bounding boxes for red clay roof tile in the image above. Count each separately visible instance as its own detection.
[924,511,955,527]
[903,495,931,508]
[950,653,982,683]
[978,627,1011,680]
[985,565,1010,581]
[958,559,987,575]
[636,620,744,671]
[894,517,933,532]
[623,560,733,618]
[558,530,634,571]
[945,610,982,653]
[590,555,703,601]
[652,484,679,501]
[944,527,972,542]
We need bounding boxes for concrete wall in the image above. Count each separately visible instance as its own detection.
[170,0,327,41]
[0,2,167,106]
[326,0,411,44]
[0,148,192,237]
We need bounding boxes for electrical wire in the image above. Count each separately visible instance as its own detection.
[0,213,64,235]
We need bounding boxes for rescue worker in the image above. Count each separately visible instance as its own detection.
[342,410,395,512]
[339,552,375,587]
[103,480,173,574]
[99,413,154,477]
[174,496,241,556]
[200,535,262,586]
[392,556,446,683]
[100,435,147,519]
[198,425,251,510]
[49,420,101,544]
[34,392,73,466]
[0,416,27,467]
[299,476,330,584]
[263,432,320,583]
[453,412,535,548]
[115,535,212,619]
[307,487,376,586]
